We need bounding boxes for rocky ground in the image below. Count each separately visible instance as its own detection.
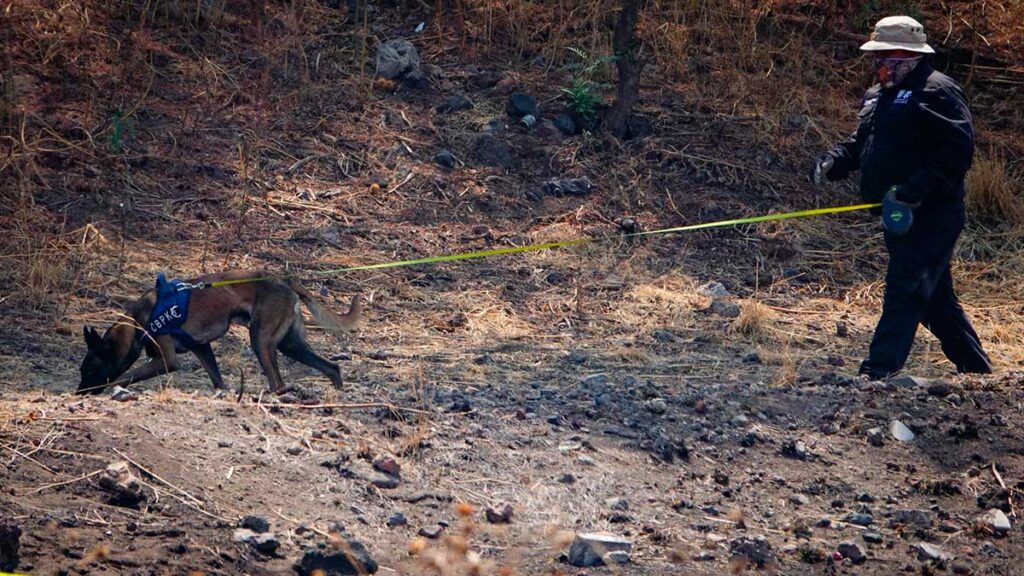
[3,2,1024,575]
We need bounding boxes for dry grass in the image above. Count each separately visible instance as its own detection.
[967,151,1024,225]
[729,300,774,340]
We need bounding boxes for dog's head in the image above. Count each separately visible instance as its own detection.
[79,325,137,394]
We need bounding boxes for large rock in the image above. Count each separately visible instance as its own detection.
[375,39,422,83]
[980,509,1011,536]
[914,542,953,564]
[730,536,775,568]
[296,535,378,575]
[567,533,632,567]
[98,461,146,508]
[473,134,512,168]
[838,541,867,564]
[233,528,280,555]
[436,93,473,114]
[506,93,538,119]
[0,517,21,572]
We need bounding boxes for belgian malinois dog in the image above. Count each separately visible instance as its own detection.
[79,270,362,395]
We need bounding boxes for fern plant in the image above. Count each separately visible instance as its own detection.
[561,47,616,127]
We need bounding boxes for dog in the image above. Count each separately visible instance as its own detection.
[79,270,361,395]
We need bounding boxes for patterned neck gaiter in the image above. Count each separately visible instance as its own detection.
[876,57,923,89]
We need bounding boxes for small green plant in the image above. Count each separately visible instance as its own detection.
[107,108,133,154]
[561,47,616,127]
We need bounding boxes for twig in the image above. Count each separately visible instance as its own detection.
[16,469,103,496]
[2,443,59,476]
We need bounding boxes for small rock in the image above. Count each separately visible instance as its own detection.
[553,113,578,135]
[506,93,538,119]
[710,299,741,318]
[646,398,668,415]
[296,532,378,575]
[375,39,421,81]
[567,533,632,567]
[836,321,849,337]
[473,133,512,168]
[892,509,934,528]
[418,525,444,539]
[790,494,810,506]
[557,473,576,484]
[233,529,280,555]
[434,149,455,169]
[927,381,952,397]
[914,542,953,564]
[606,498,630,511]
[698,281,731,298]
[863,531,883,544]
[844,513,874,527]
[781,439,809,461]
[436,93,473,113]
[568,350,588,364]
[286,444,304,456]
[838,541,867,564]
[979,509,1011,535]
[729,536,775,568]
[0,516,21,572]
[217,439,234,448]
[98,461,146,507]
[372,455,401,478]
[693,551,716,561]
[485,503,514,524]
[535,119,563,142]
[541,177,593,196]
[241,515,270,533]
[889,375,929,389]
[890,420,915,442]
[867,427,885,447]
[386,512,407,528]
[110,386,137,402]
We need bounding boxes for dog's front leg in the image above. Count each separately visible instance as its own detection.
[192,343,225,390]
[110,340,179,388]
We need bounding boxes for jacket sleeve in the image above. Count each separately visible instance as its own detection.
[902,82,974,203]
[826,131,859,180]
[826,89,877,180]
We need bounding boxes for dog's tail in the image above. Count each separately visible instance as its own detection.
[288,280,362,334]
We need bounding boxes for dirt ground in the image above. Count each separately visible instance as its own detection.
[3,1,1024,575]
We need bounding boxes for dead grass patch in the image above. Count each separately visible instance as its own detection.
[730,300,774,340]
[967,151,1024,225]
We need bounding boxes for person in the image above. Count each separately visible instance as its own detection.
[810,15,992,380]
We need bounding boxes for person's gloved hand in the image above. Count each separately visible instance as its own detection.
[881,185,921,235]
[809,155,835,185]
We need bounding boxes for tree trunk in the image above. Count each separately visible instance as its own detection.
[604,0,645,139]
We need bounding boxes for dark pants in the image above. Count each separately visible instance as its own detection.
[859,202,992,379]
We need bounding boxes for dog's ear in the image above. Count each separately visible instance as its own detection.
[83,325,102,349]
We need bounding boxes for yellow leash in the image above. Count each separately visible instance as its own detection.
[312,202,881,275]
[202,202,880,285]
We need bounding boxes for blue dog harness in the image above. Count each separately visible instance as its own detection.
[146,273,201,349]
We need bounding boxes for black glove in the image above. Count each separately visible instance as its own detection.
[881,185,921,235]
[809,155,835,185]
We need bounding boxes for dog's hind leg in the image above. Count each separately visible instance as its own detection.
[277,326,343,389]
[192,343,225,390]
[249,300,293,394]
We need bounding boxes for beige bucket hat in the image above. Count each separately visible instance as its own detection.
[860,16,935,54]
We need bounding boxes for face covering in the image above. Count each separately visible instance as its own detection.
[875,56,922,89]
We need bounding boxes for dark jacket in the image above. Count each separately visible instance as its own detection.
[827,61,974,209]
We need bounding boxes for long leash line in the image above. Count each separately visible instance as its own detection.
[196,202,880,287]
